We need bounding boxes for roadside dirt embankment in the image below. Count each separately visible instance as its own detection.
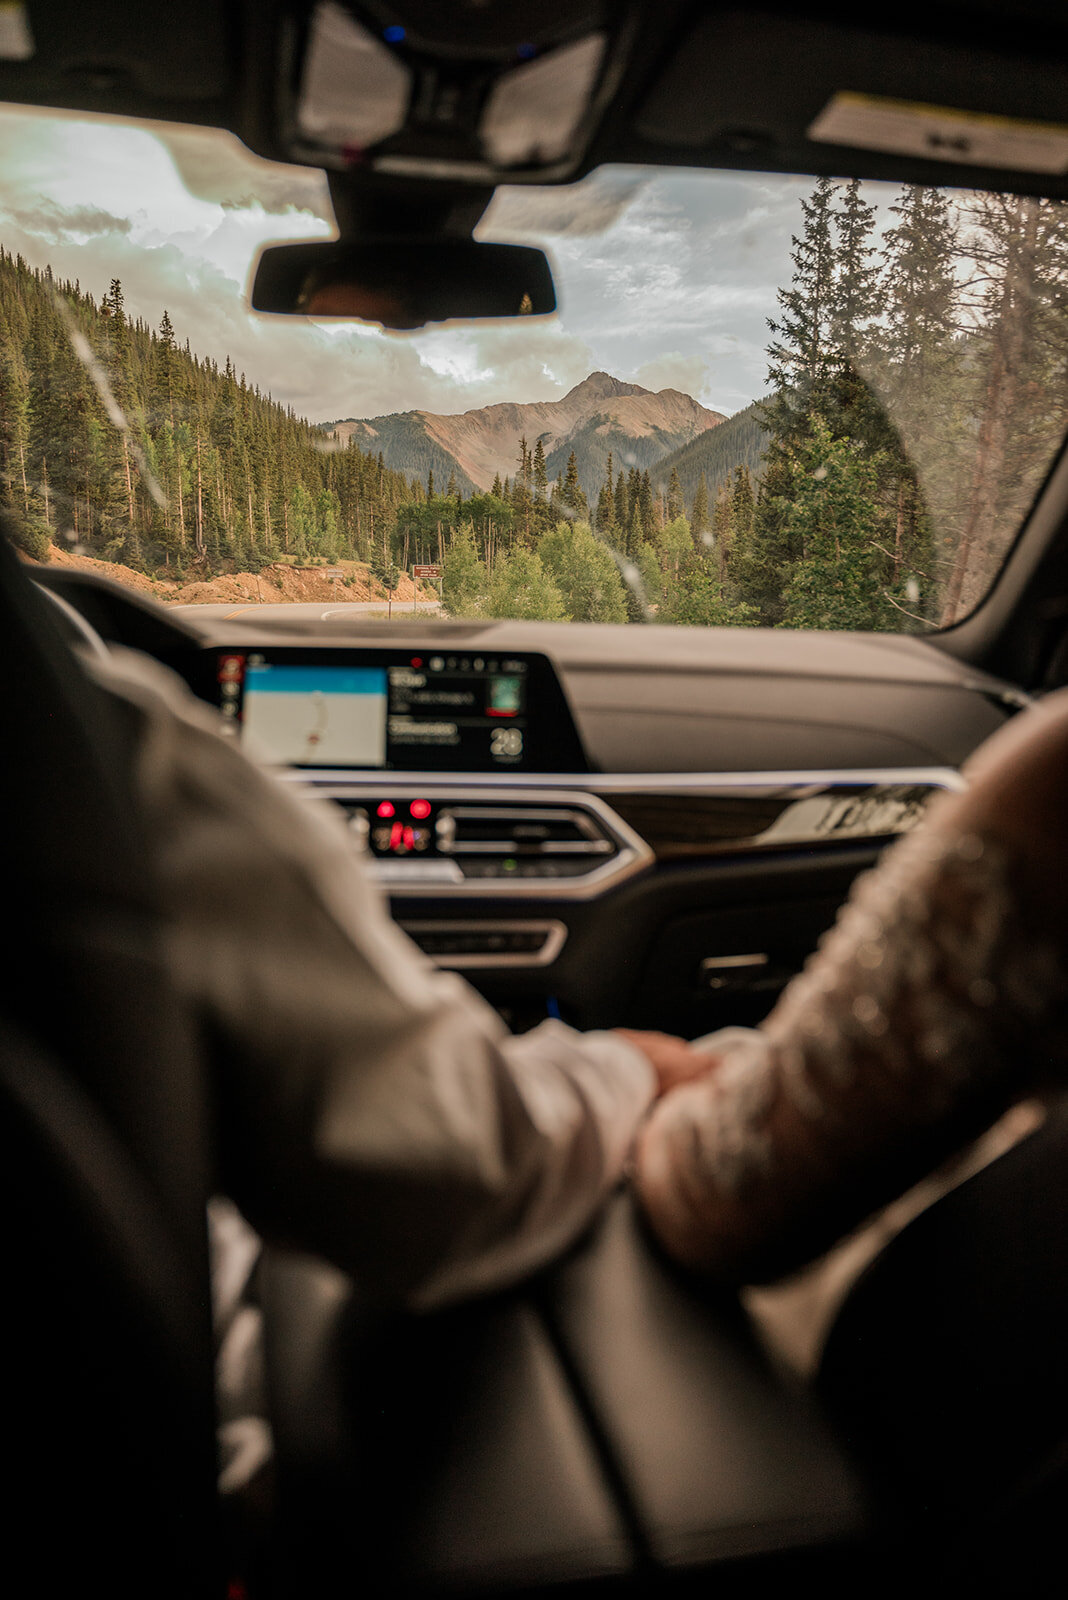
[32,545,435,607]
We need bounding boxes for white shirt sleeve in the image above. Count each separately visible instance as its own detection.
[88,649,655,1307]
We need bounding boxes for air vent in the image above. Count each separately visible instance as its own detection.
[439,806,614,857]
[399,920,567,969]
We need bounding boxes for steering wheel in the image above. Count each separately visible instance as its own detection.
[35,583,111,662]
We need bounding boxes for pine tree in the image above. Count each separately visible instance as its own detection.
[561,450,588,519]
[638,470,655,539]
[666,467,684,522]
[730,466,755,546]
[595,451,616,537]
[690,472,710,547]
[512,435,533,540]
[763,175,839,443]
[830,179,880,364]
[155,309,181,429]
[730,450,801,624]
[827,177,885,447]
[711,479,733,582]
[96,278,140,553]
[613,465,629,546]
[943,193,1068,621]
[532,438,548,501]
[530,437,554,536]
[880,188,961,389]
[749,177,883,623]
[874,184,963,613]
[779,416,896,630]
[0,346,30,519]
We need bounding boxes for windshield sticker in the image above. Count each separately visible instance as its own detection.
[808,93,1068,175]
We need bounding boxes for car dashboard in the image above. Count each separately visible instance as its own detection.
[40,567,1015,1040]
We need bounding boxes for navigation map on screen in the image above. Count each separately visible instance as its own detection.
[243,664,388,766]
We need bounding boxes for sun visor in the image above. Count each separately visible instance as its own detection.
[635,9,1068,198]
[0,0,231,121]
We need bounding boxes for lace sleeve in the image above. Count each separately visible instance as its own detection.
[636,827,1068,1283]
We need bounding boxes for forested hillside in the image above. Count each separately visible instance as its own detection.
[324,410,479,499]
[540,411,707,507]
[0,249,415,575]
[651,402,768,505]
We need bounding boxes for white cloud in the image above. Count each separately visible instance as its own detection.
[635,353,712,398]
[409,322,594,412]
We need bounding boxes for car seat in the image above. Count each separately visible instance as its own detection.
[817,1095,1068,1588]
[0,526,222,1597]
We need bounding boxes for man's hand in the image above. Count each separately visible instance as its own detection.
[613,1029,720,1097]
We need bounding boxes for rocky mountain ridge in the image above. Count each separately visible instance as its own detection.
[326,372,726,503]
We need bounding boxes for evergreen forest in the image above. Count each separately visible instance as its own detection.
[0,252,416,579]
[1,174,1066,632]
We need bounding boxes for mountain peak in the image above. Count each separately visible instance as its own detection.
[331,369,727,505]
[563,371,648,403]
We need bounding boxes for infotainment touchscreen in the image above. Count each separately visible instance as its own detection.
[242,663,388,767]
[211,647,587,772]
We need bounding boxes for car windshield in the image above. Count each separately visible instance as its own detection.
[1,102,1066,631]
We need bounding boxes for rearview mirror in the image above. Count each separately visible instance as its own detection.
[250,238,556,329]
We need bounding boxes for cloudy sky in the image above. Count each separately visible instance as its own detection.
[0,101,903,424]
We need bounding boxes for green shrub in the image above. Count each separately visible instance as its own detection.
[7,516,52,562]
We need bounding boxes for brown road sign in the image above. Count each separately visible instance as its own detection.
[413,564,442,579]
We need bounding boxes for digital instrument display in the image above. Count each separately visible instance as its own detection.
[209,647,587,772]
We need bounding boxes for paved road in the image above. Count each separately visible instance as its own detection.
[319,599,443,616]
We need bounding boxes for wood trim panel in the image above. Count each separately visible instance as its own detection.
[606,782,938,861]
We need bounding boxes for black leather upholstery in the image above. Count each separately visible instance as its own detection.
[818,1097,1068,1573]
[260,1196,868,1593]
